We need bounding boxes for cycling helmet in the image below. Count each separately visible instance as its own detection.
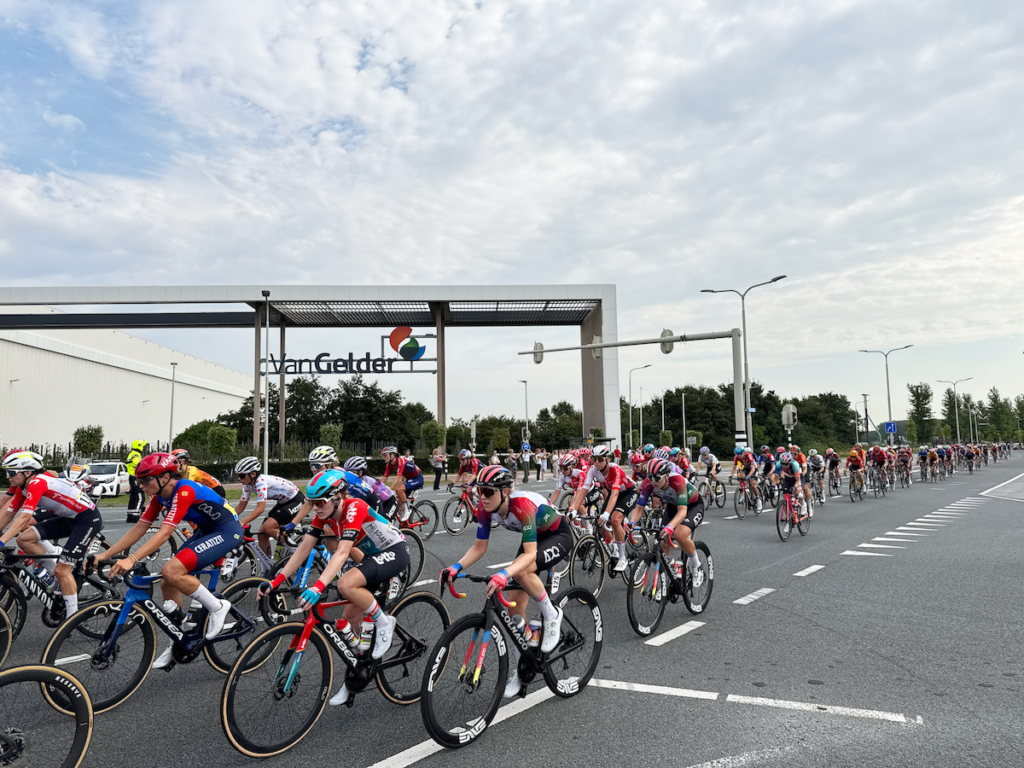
[791,444,800,452]
[592,445,611,459]
[808,449,818,456]
[849,449,858,457]
[477,465,514,488]
[306,469,348,500]
[654,448,670,459]
[760,445,770,452]
[920,446,928,451]
[647,458,672,478]
[343,456,367,472]
[669,447,682,456]
[825,448,834,456]
[776,447,785,454]
[137,453,178,479]
[65,464,90,483]
[560,454,577,468]
[459,449,473,459]
[734,447,743,455]
[781,452,793,463]
[309,445,337,464]
[171,448,190,461]
[2,450,43,472]
[642,444,655,456]
[854,443,862,449]
[660,446,670,454]
[629,452,645,464]
[382,446,398,456]
[699,446,709,455]
[234,456,262,475]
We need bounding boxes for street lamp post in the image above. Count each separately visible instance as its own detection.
[701,276,786,448]
[628,365,651,449]
[639,386,644,446]
[937,378,972,445]
[859,345,914,444]
[168,362,178,449]
[519,380,529,442]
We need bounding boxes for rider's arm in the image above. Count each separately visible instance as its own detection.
[0,511,35,546]
[240,500,266,526]
[289,499,314,528]
[96,518,152,561]
[110,524,175,576]
[315,536,356,588]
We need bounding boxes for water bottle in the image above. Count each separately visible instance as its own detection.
[182,598,202,631]
[527,619,542,648]
[38,570,56,589]
[359,618,375,653]
[510,614,530,646]
[334,619,361,652]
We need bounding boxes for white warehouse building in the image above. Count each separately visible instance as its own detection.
[0,306,249,450]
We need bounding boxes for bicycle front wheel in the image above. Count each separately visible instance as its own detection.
[0,665,94,768]
[377,591,451,705]
[713,482,726,508]
[776,500,792,542]
[442,498,471,536]
[0,574,27,641]
[0,606,11,668]
[221,623,333,758]
[412,500,439,540]
[733,488,747,519]
[681,541,714,615]
[568,534,608,598]
[420,613,507,749]
[404,529,425,584]
[625,555,667,636]
[203,576,273,674]
[544,586,602,697]
[797,508,810,536]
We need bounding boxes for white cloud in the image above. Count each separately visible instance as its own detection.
[41,108,85,131]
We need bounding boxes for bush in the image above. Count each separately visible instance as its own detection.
[686,430,703,451]
[174,420,217,448]
[589,426,604,439]
[421,421,447,454]
[207,426,237,457]
[492,427,510,451]
[658,430,673,448]
[73,425,104,457]
[319,424,344,453]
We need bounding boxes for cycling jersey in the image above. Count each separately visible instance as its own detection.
[183,465,222,491]
[239,474,300,505]
[555,467,588,492]
[826,455,841,469]
[808,456,824,472]
[362,475,394,502]
[737,452,758,473]
[310,497,406,555]
[476,490,563,545]
[779,460,802,485]
[927,451,939,462]
[458,458,480,478]
[141,479,239,532]
[699,454,718,468]
[339,470,381,508]
[383,457,422,481]
[846,456,863,469]
[870,449,887,464]
[637,473,692,507]
[9,474,96,518]
[581,463,635,492]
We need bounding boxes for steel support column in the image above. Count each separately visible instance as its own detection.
[253,308,261,449]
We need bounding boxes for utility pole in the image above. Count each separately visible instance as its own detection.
[862,394,869,444]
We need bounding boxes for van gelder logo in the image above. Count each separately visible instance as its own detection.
[390,326,427,361]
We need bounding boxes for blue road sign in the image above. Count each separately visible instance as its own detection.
[885,421,897,434]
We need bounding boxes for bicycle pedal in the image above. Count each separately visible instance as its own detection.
[344,692,356,708]
[159,661,178,673]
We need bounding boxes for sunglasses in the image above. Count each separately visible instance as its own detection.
[478,487,500,499]
[310,463,325,471]
[5,469,20,478]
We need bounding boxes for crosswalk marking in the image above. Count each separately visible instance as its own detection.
[858,543,905,549]
[841,550,892,557]
[644,620,706,647]
[734,588,775,605]
[793,565,825,577]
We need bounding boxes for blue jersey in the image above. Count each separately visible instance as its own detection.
[918,449,928,459]
[341,470,382,509]
[936,448,946,457]
[141,479,239,533]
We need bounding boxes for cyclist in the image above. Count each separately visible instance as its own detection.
[96,453,242,668]
[778,451,804,513]
[641,458,705,594]
[234,457,310,557]
[550,453,587,509]
[261,468,405,706]
[807,449,825,505]
[629,451,648,482]
[869,445,888,488]
[729,447,743,481]
[568,445,639,573]
[0,450,103,621]
[170,449,226,498]
[734,446,762,511]
[789,444,812,513]
[342,456,396,518]
[825,448,842,489]
[897,444,913,483]
[846,448,865,486]
[381,446,424,523]
[926,446,940,476]
[668,447,691,479]
[641,444,656,462]
[917,445,929,476]
[935,444,947,473]
[454,449,481,490]
[698,446,721,484]
[758,446,776,491]
[440,465,569,699]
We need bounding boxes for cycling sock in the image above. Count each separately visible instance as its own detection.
[366,599,387,626]
[687,553,700,571]
[187,584,222,613]
[616,542,626,560]
[63,593,78,616]
[536,591,558,620]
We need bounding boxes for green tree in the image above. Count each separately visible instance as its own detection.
[905,418,918,444]
[174,419,217,448]
[590,427,604,439]
[218,383,281,446]
[658,430,672,447]
[492,426,510,451]
[907,383,934,440]
[73,425,104,456]
[207,425,236,457]
[629,430,639,449]
[686,430,703,454]
[286,377,330,443]
[319,424,344,453]
[421,421,447,453]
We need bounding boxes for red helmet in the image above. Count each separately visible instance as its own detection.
[136,453,178,479]
[629,453,645,465]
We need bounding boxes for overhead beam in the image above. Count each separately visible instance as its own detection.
[0,312,255,330]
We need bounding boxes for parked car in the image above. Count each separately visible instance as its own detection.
[85,461,130,498]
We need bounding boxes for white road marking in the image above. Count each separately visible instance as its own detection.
[645,620,706,646]
[793,565,825,577]
[873,537,917,543]
[590,677,718,699]
[841,550,892,557]
[726,694,921,723]
[487,561,514,569]
[734,588,775,605]
[413,579,434,587]
[723,515,738,520]
[914,519,946,524]
[683,747,796,768]
[894,528,932,533]
[858,543,905,549]
[885,531,928,536]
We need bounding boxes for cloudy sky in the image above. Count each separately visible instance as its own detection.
[2,0,1023,434]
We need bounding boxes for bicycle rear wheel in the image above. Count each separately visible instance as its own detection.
[404,529,425,584]
[625,555,667,636]
[411,500,439,540]
[0,574,27,641]
[797,508,810,536]
[377,591,451,705]
[442,498,471,536]
[776,500,792,542]
[0,665,94,768]
[681,541,714,615]
[222,622,332,757]
[568,534,607,598]
[420,613,507,749]
[0,606,10,668]
[544,586,602,697]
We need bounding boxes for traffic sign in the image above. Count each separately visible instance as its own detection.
[686,437,697,445]
[885,421,897,434]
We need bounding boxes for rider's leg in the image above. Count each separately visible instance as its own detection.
[258,518,280,557]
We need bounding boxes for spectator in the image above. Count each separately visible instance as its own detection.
[431,445,448,491]
[490,450,501,465]
[125,439,148,523]
[614,445,621,464]
[520,444,532,484]
[536,448,546,481]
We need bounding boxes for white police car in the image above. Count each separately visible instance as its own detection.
[84,461,130,497]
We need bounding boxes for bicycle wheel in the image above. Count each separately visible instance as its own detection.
[556,490,575,512]
[442,498,470,536]
[544,586,602,697]
[733,487,747,519]
[713,482,726,508]
[0,606,10,668]
[625,555,667,636]
[0,665,93,768]
[776,499,792,542]
[203,576,274,674]
[879,474,887,497]
[404,529,425,584]
[221,623,333,758]
[376,591,451,705]
[797,507,810,536]
[751,487,765,516]
[568,534,607,598]
[220,544,259,586]
[681,541,714,614]
[698,481,712,508]
[41,599,156,714]
[133,526,178,566]
[420,613,507,749]
[412,500,439,540]
[0,574,27,641]
[856,476,864,500]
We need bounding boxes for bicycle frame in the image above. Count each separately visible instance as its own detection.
[1,552,113,616]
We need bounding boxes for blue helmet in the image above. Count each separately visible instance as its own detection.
[734,447,743,455]
[306,469,348,501]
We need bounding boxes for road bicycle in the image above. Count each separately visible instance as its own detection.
[733,476,763,519]
[777,488,810,542]
[391,489,439,540]
[221,584,450,757]
[0,664,94,768]
[698,476,727,509]
[420,571,602,748]
[442,484,477,536]
[41,560,260,713]
[566,512,651,598]
[0,606,10,668]
[897,462,911,488]
[848,471,865,502]
[868,466,887,498]
[626,528,713,636]
[827,467,842,497]
[808,471,825,506]
[929,463,939,483]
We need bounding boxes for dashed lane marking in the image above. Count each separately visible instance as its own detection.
[793,565,825,577]
[734,588,775,605]
[413,579,434,587]
[487,561,514,569]
[885,531,928,536]
[914,518,947,524]
[858,543,905,549]
[590,678,717,699]
[683,747,797,768]
[894,527,933,533]
[873,537,917,543]
[841,550,892,557]
[645,620,706,646]
[725,694,922,724]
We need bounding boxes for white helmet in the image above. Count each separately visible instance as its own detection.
[3,451,43,472]
[308,445,337,464]
[343,456,367,472]
[234,456,262,475]
[592,445,611,458]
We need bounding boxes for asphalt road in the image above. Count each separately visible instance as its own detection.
[6,460,1024,767]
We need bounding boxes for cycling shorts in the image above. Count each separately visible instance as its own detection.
[760,462,774,477]
[705,463,721,476]
[379,496,398,520]
[174,520,244,572]
[661,497,704,532]
[611,487,640,516]
[510,518,573,583]
[355,542,409,587]
[33,508,103,565]
[268,492,306,526]
[404,475,425,494]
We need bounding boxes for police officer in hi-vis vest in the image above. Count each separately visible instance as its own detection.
[125,439,148,523]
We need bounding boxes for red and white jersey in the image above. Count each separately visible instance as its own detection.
[239,474,300,505]
[9,474,96,518]
[310,498,405,555]
[555,467,588,492]
[581,462,635,492]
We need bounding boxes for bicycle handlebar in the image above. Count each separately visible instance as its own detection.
[440,572,516,607]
